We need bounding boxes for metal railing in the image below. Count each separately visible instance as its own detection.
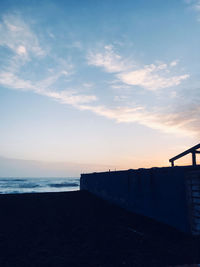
[169,143,200,167]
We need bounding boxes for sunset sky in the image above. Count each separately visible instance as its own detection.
[1,0,200,176]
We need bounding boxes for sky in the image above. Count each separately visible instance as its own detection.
[1,0,200,177]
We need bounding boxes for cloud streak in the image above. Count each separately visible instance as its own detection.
[0,66,195,136]
[0,14,97,106]
[185,0,200,20]
[0,14,45,58]
[87,45,130,73]
[0,14,198,137]
[186,0,200,10]
[78,104,197,136]
[0,71,97,105]
[87,46,189,91]
[118,64,189,90]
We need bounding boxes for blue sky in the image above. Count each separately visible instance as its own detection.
[0,0,200,176]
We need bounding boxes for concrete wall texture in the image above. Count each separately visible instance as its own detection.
[80,166,200,234]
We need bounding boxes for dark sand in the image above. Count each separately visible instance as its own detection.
[0,190,199,267]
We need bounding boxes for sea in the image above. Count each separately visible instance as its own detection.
[0,177,80,194]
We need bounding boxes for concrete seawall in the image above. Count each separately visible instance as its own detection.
[80,166,200,235]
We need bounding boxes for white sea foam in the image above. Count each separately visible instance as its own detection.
[0,177,80,194]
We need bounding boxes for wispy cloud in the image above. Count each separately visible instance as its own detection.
[185,0,200,20]
[188,0,200,10]
[44,90,97,105]
[0,71,97,105]
[87,45,131,73]
[0,14,197,137]
[87,46,189,91]
[0,72,34,91]
[78,104,197,136]
[0,14,45,59]
[118,63,189,91]
[1,64,195,136]
[0,14,97,106]
[85,45,197,135]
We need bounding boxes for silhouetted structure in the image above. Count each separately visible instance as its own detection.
[169,143,200,167]
[81,143,200,235]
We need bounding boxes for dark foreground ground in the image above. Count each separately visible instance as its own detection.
[0,191,199,267]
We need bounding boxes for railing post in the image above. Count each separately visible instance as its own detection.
[192,152,196,166]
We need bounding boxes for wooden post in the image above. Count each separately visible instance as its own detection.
[192,152,196,166]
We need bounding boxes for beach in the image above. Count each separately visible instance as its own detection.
[0,190,199,267]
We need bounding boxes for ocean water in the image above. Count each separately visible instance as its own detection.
[0,177,80,194]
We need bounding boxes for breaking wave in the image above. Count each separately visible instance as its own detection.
[48,182,79,188]
[0,177,80,194]
[0,178,27,182]
[19,183,40,188]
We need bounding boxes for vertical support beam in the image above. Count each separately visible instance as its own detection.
[192,152,196,166]
[171,161,174,167]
